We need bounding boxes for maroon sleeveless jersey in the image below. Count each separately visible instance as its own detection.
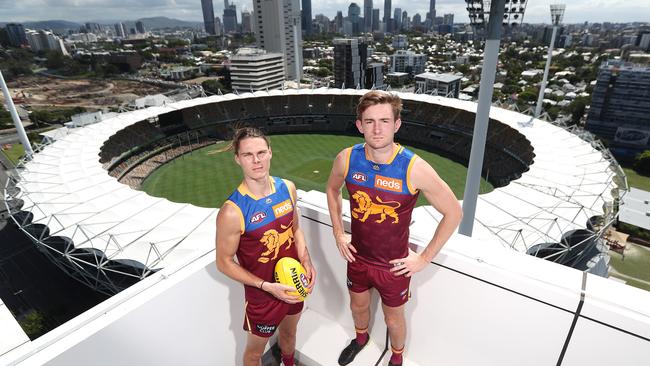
[344,144,419,269]
[225,177,299,303]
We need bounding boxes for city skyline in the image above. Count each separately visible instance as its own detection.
[1,0,649,25]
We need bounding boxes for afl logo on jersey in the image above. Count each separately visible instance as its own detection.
[351,172,367,183]
[250,211,267,224]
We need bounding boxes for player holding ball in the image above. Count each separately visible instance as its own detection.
[216,126,316,366]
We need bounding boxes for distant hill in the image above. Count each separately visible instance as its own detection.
[22,20,81,32]
[135,17,202,30]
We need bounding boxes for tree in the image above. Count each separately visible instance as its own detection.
[566,96,590,126]
[202,79,227,94]
[634,150,650,176]
[0,105,13,129]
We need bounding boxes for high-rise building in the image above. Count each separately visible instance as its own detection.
[223,5,237,33]
[335,11,344,33]
[215,17,223,36]
[5,23,27,47]
[372,9,380,32]
[390,50,426,75]
[366,62,384,89]
[230,48,286,92]
[586,60,650,158]
[333,37,367,88]
[241,11,252,33]
[348,3,361,35]
[443,13,454,25]
[201,0,216,34]
[253,0,303,81]
[392,34,408,49]
[428,0,436,29]
[394,8,402,31]
[383,0,391,33]
[401,11,408,30]
[135,21,146,34]
[114,23,127,38]
[302,0,313,36]
[25,29,69,55]
[412,13,422,28]
[363,0,373,33]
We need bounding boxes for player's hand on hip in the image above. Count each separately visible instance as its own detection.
[264,282,302,304]
[389,249,427,277]
[335,233,356,262]
[303,259,317,293]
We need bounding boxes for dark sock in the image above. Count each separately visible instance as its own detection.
[390,346,404,365]
[355,331,369,346]
[281,352,294,366]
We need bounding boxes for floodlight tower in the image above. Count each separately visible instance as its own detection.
[0,70,33,158]
[534,4,566,118]
[459,0,528,236]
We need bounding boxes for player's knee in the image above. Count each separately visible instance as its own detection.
[244,348,264,363]
[350,301,369,314]
[384,312,404,330]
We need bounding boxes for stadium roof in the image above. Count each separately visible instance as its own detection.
[5,88,624,289]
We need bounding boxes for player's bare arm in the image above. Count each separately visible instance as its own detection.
[389,157,463,277]
[284,180,317,292]
[216,203,301,303]
[326,148,356,262]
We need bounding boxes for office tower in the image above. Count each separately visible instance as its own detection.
[586,60,650,158]
[443,13,454,25]
[241,11,252,33]
[394,8,402,31]
[333,37,367,88]
[429,0,436,27]
[363,0,373,33]
[253,0,303,81]
[114,23,127,38]
[302,0,313,36]
[5,23,27,47]
[412,13,421,28]
[390,50,426,75]
[348,3,361,35]
[372,9,380,32]
[401,11,408,30]
[201,0,216,34]
[223,4,237,33]
[366,62,384,89]
[383,0,391,33]
[230,48,285,92]
[335,11,344,33]
[135,21,146,34]
[215,17,223,35]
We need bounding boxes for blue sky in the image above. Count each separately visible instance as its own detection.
[0,0,649,24]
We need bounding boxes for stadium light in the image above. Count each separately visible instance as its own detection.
[459,0,528,236]
[534,4,566,118]
[0,70,34,158]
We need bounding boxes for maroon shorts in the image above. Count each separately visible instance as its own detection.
[347,260,411,307]
[243,299,304,338]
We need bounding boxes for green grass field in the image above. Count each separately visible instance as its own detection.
[0,143,25,165]
[141,134,494,208]
[623,167,650,191]
[608,243,650,292]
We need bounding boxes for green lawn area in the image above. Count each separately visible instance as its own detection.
[608,243,650,292]
[1,143,25,165]
[141,134,493,208]
[622,167,650,191]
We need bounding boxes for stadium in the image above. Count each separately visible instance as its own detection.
[3,89,647,366]
[3,88,622,294]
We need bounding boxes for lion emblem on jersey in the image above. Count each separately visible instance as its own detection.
[258,221,294,263]
[351,191,401,224]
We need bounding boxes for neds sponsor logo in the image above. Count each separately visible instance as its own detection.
[273,199,293,218]
[374,175,402,192]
